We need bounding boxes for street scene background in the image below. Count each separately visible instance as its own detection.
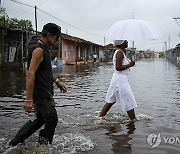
[1,58,180,154]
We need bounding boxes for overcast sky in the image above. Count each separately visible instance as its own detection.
[1,0,180,52]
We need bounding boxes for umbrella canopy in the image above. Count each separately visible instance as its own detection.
[105,19,161,41]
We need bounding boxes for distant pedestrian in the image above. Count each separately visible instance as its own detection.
[9,23,67,146]
[93,54,97,63]
[99,40,137,121]
[54,56,58,66]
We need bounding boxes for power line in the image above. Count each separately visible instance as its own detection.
[8,0,104,38]
[7,0,48,19]
[9,0,34,8]
[36,0,50,7]
[37,8,103,38]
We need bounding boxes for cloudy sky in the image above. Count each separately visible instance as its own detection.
[1,0,180,52]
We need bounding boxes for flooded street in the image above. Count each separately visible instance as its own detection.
[1,58,180,154]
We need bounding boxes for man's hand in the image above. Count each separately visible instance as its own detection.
[23,100,33,113]
[56,81,67,93]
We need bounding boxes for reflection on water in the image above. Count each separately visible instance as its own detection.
[1,59,180,153]
[0,69,26,97]
[104,121,136,154]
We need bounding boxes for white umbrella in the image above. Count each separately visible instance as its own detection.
[105,19,161,41]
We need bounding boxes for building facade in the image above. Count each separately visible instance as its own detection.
[0,26,104,68]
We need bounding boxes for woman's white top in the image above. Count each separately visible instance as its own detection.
[113,49,130,76]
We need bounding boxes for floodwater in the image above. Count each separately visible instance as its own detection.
[1,58,180,154]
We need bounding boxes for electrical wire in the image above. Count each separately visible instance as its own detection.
[9,0,104,38]
[37,8,103,38]
[9,0,34,8]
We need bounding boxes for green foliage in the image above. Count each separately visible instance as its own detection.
[0,7,8,17]
[0,7,33,31]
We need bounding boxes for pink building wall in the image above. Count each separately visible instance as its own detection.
[62,39,76,64]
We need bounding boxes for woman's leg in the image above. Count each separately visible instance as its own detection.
[127,109,136,120]
[99,102,113,117]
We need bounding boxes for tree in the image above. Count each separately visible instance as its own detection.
[0,7,33,31]
[0,7,10,26]
[0,7,8,17]
[9,18,33,31]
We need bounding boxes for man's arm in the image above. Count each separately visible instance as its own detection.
[53,75,67,93]
[24,47,43,112]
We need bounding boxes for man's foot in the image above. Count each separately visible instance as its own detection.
[9,138,24,147]
[38,136,51,145]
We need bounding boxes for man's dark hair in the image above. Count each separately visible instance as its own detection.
[42,23,61,37]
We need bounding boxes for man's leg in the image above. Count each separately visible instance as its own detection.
[127,109,136,121]
[9,112,44,146]
[38,105,58,144]
[99,102,113,117]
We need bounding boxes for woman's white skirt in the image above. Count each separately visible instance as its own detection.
[105,73,137,112]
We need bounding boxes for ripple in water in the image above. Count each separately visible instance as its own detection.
[2,133,95,154]
[136,114,153,121]
[82,112,153,130]
[52,133,95,153]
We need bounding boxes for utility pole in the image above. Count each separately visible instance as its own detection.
[21,32,24,68]
[104,37,105,46]
[35,5,38,42]
[163,45,164,52]
[168,35,170,50]
[132,12,135,50]
[26,23,28,56]
[164,41,167,52]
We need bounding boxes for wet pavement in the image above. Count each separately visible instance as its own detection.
[1,58,180,154]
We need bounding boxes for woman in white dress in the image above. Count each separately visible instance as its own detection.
[99,40,137,120]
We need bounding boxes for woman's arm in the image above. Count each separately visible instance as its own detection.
[115,50,135,71]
